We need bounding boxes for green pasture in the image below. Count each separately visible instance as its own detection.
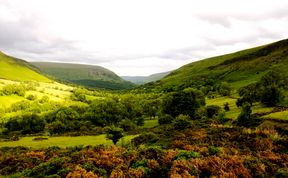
[142,119,158,128]
[0,135,137,149]
[262,110,288,120]
[0,95,25,108]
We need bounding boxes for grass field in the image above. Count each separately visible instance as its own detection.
[0,95,25,108]
[262,110,288,120]
[0,135,138,149]
[142,119,158,128]
[206,96,240,119]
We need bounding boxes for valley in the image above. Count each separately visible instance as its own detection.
[0,39,288,177]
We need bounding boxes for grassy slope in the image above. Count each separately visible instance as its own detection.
[0,79,73,110]
[32,62,135,90]
[0,52,51,82]
[152,39,288,89]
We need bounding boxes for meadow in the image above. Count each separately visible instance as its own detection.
[0,135,137,149]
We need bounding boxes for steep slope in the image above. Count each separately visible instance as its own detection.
[148,39,288,90]
[31,62,135,90]
[0,52,51,82]
[122,71,171,84]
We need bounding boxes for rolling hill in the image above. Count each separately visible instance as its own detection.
[0,52,51,82]
[122,71,171,84]
[31,62,135,90]
[147,39,288,90]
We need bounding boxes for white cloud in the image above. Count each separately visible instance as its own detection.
[0,0,288,76]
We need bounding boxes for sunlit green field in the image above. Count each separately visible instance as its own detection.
[262,110,288,120]
[0,135,137,149]
[142,119,158,128]
[206,96,240,119]
[0,95,24,108]
[206,96,277,120]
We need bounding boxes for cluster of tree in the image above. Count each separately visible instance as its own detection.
[237,71,287,107]
[1,86,221,137]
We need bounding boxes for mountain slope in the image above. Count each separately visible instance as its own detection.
[147,39,288,90]
[31,62,135,90]
[0,52,51,82]
[122,71,171,84]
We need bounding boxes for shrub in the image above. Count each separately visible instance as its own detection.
[224,102,230,111]
[2,84,26,96]
[173,115,191,130]
[132,132,159,146]
[205,105,221,118]
[119,119,137,132]
[237,102,252,127]
[158,114,174,125]
[105,126,124,144]
[174,150,201,160]
[275,168,288,178]
[27,94,37,101]
[208,146,220,155]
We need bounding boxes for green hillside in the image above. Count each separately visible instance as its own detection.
[0,52,51,82]
[149,39,288,90]
[31,62,135,90]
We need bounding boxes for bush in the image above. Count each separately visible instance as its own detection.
[132,132,159,146]
[237,103,262,127]
[158,114,174,125]
[217,82,231,96]
[119,119,137,132]
[26,94,37,101]
[237,102,252,127]
[224,102,230,111]
[208,146,220,155]
[173,115,191,130]
[1,84,26,96]
[174,150,201,160]
[205,105,221,118]
[105,126,124,144]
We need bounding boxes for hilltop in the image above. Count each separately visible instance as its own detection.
[148,39,288,90]
[31,62,135,90]
[0,52,51,82]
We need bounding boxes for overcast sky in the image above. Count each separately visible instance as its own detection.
[0,0,288,76]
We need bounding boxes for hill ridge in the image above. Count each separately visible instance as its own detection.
[32,62,135,90]
[147,38,288,90]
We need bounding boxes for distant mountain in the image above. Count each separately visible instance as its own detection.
[31,62,135,90]
[122,71,171,84]
[0,52,51,82]
[144,39,288,90]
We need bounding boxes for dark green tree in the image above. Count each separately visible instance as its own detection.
[105,126,124,144]
[224,102,230,111]
[205,105,221,118]
[237,83,260,107]
[237,102,252,127]
[163,88,205,118]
